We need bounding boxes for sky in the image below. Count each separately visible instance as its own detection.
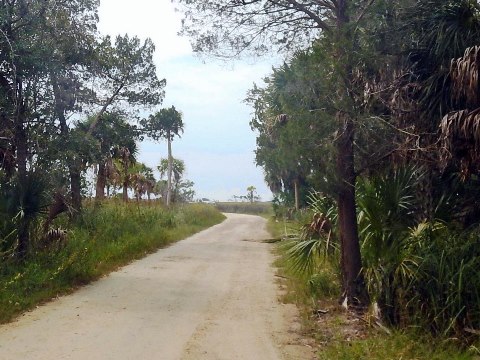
[97,0,279,201]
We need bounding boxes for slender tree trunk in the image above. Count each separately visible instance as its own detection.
[334,0,368,307]
[336,111,367,306]
[166,132,173,206]
[15,115,27,182]
[87,83,124,135]
[15,108,28,258]
[52,73,82,215]
[70,161,82,214]
[123,182,128,202]
[95,161,106,200]
[293,178,300,211]
[122,155,129,202]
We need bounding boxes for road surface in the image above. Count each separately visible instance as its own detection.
[0,213,313,360]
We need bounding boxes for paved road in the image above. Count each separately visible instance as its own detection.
[0,213,312,360]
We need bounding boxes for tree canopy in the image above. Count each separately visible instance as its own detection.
[0,0,170,256]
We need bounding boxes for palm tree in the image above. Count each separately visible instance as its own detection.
[158,157,185,203]
[129,163,156,201]
[86,113,139,201]
[394,0,480,222]
[246,186,257,203]
[112,143,138,202]
[440,45,480,176]
[141,106,184,206]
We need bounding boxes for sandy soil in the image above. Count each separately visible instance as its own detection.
[0,213,314,360]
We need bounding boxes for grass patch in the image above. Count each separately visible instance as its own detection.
[318,331,479,360]
[267,217,479,360]
[0,201,225,323]
[215,201,272,216]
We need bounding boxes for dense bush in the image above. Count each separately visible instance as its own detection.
[281,169,480,342]
[408,225,480,338]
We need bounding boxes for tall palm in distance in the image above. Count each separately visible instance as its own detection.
[141,106,184,206]
[158,157,185,203]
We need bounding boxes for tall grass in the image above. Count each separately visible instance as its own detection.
[0,201,225,323]
[317,331,478,360]
[215,201,272,216]
[356,170,480,340]
[407,224,480,339]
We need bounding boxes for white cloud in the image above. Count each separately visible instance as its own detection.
[98,0,191,61]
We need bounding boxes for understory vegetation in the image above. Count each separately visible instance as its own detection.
[275,169,480,345]
[271,213,480,359]
[0,202,224,323]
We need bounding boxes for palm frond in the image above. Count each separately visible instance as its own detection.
[440,107,480,176]
[450,45,480,107]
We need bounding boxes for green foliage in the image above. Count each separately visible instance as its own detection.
[141,106,184,206]
[246,185,257,203]
[94,34,165,108]
[407,224,480,338]
[141,106,184,142]
[356,169,480,337]
[156,157,195,203]
[318,331,477,360]
[356,168,419,312]
[0,202,225,323]
[272,216,478,359]
[280,168,480,341]
[158,157,185,182]
[247,44,338,201]
[272,215,341,304]
[0,0,168,239]
[282,191,338,276]
[0,172,51,255]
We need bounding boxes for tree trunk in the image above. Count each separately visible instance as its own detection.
[52,73,83,215]
[15,110,28,258]
[123,182,129,202]
[87,83,124,135]
[166,132,173,206]
[13,76,30,258]
[15,114,27,182]
[336,111,368,306]
[331,0,368,308]
[294,178,300,211]
[70,162,82,215]
[123,182,128,202]
[95,161,106,200]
